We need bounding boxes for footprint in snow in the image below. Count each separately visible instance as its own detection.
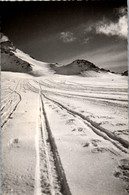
[91,139,101,147]
[114,158,129,192]
[91,147,107,153]
[83,142,89,147]
[8,138,20,148]
[78,127,84,132]
[66,119,75,125]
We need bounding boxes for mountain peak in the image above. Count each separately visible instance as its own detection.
[51,58,113,76]
[72,59,93,64]
[69,59,100,71]
[71,59,98,69]
[0,33,9,43]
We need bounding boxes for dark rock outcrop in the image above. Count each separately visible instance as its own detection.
[121,70,128,76]
[1,33,32,73]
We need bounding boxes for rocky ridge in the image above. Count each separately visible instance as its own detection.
[1,33,32,73]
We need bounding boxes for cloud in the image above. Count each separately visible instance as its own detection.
[84,6,128,39]
[96,15,128,38]
[115,6,127,16]
[82,37,90,44]
[60,31,76,43]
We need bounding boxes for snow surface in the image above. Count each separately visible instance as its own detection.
[1,48,129,195]
[1,70,128,195]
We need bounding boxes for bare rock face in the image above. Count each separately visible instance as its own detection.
[1,33,32,73]
[121,70,128,76]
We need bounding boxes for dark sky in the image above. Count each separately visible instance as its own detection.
[1,1,128,72]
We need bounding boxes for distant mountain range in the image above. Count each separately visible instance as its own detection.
[1,33,128,77]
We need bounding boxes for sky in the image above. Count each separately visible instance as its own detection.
[1,1,128,73]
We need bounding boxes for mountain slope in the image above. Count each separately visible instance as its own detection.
[13,49,55,76]
[1,34,32,73]
[1,33,55,76]
[51,59,111,76]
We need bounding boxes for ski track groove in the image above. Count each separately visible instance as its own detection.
[1,80,22,129]
[41,90,127,110]
[34,91,42,195]
[34,86,72,195]
[40,89,128,153]
[40,93,56,195]
[39,80,127,92]
[39,81,127,102]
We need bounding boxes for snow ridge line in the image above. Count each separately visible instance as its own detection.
[42,93,129,153]
[1,80,22,129]
[40,94,72,195]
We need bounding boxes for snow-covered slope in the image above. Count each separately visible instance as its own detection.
[51,59,113,76]
[13,49,55,76]
[1,33,55,76]
[1,34,32,73]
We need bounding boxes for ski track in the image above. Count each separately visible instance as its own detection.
[34,87,72,195]
[39,80,127,97]
[1,80,22,129]
[37,80,127,103]
[22,80,128,152]
[34,92,42,195]
[39,86,128,153]
[40,89,127,110]
[39,79,127,92]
